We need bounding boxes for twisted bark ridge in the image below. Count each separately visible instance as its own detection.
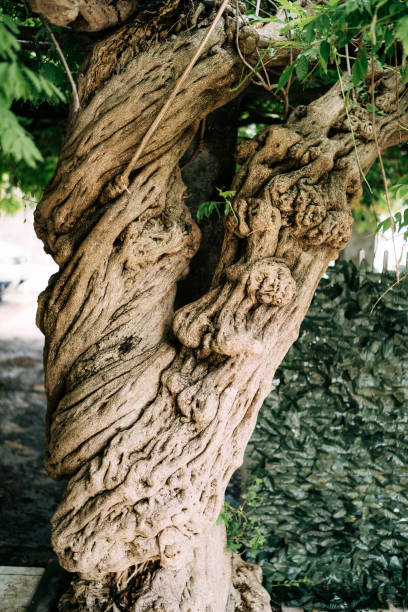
[29,0,140,31]
[31,0,408,608]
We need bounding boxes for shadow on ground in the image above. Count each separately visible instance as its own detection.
[0,338,64,567]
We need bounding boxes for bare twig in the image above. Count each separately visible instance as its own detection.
[283,12,293,119]
[264,0,279,9]
[42,18,80,112]
[235,0,272,91]
[370,56,399,282]
[345,43,356,103]
[117,0,230,188]
[345,44,352,77]
[281,86,289,118]
[255,44,272,90]
[335,55,371,192]
[395,48,402,144]
[246,0,275,18]
[23,0,31,19]
[370,271,408,313]
[255,0,261,17]
[261,50,272,89]
[17,39,50,49]
[284,46,293,119]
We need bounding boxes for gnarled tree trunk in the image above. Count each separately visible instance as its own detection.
[30,1,408,609]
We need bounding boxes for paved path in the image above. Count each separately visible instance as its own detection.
[0,336,64,566]
[0,211,63,567]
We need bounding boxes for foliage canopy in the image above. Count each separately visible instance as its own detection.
[0,1,83,212]
[1,0,408,242]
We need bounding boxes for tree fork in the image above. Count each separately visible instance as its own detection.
[29,1,408,609]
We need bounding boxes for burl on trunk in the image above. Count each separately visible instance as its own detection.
[29,0,407,609]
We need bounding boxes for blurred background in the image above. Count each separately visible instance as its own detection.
[0,208,62,571]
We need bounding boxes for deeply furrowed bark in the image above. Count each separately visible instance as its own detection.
[30,1,408,609]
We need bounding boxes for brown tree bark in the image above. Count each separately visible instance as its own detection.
[30,1,408,609]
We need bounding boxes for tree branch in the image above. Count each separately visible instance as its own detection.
[28,0,140,32]
[42,18,80,112]
[101,0,231,202]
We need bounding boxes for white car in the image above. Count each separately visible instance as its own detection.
[0,240,28,299]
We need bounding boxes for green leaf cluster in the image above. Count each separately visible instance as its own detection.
[358,144,408,233]
[377,206,408,240]
[217,478,266,557]
[257,0,408,90]
[0,1,86,214]
[0,11,65,169]
[246,260,408,610]
[197,188,237,222]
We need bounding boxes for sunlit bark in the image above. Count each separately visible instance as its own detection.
[30,1,408,608]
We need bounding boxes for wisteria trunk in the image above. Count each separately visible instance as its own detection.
[30,1,408,609]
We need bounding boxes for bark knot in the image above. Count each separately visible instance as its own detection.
[173,257,296,358]
[225,258,296,306]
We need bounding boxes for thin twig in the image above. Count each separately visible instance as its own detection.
[17,39,50,48]
[370,56,399,282]
[334,55,371,192]
[264,0,279,10]
[344,43,356,105]
[283,11,293,119]
[281,87,289,118]
[235,0,272,91]
[118,0,230,187]
[23,0,31,19]
[395,48,402,144]
[284,46,293,119]
[345,44,352,77]
[255,45,272,90]
[370,271,407,313]
[261,49,272,89]
[246,0,275,19]
[255,0,261,17]
[42,18,80,112]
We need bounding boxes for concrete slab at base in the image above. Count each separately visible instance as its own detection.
[0,566,44,612]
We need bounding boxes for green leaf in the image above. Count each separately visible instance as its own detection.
[319,40,331,72]
[395,15,408,57]
[0,14,20,35]
[245,258,408,606]
[304,23,315,44]
[296,55,309,81]
[376,216,391,233]
[196,200,221,222]
[277,63,295,91]
[0,18,20,60]
[216,188,236,199]
[0,115,43,167]
[352,51,368,87]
